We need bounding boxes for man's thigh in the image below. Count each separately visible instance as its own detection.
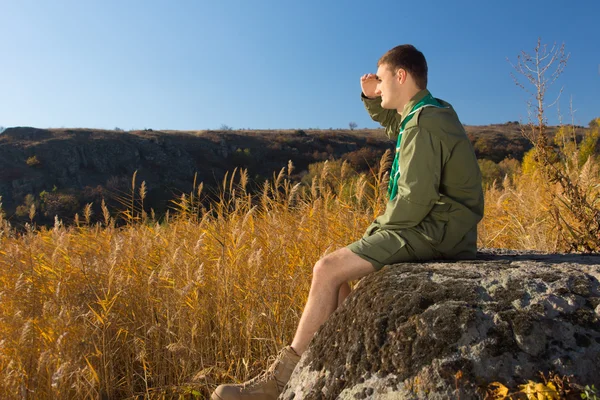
[318,248,377,283]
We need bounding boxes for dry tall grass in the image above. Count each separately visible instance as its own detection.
[0,146,598,399]
[480,153,600,251]
[0,157,390,399]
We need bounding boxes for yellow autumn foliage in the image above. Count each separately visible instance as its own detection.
[518,381,560,400]
[487,382,510,399]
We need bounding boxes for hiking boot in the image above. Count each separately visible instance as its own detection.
[211,346,301,400]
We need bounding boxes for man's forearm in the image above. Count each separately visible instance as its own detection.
[361,93,397,133]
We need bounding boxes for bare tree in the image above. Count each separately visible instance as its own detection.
[348,122,358,130]
[508,38,599,251]
[508,38,569,146]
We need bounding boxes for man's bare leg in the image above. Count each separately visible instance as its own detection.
[338,282,351,307]
[291,248,375,355]
[211,249,374,400]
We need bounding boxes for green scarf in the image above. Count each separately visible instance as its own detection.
[388,93,446,200]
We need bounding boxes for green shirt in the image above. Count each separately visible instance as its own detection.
[362,89,484,258]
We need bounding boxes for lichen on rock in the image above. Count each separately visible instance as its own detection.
[281,250,600,399]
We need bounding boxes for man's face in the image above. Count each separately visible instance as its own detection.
[375,64,402,109]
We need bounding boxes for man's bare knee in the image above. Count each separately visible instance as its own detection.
[312,249,374,287]
[312,256,341,287]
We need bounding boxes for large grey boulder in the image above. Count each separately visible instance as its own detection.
[281,250,600,399]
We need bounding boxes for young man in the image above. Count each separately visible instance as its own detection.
[211,44,484,400]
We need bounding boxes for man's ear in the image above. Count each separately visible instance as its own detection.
[396,68,407,84]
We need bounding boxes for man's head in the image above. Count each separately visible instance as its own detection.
[374,45,428,110]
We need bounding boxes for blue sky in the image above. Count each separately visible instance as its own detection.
[1,0,598,131]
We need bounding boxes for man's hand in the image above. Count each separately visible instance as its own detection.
[360,73,379,99]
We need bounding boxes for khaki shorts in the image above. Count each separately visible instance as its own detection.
[347,228,440,270]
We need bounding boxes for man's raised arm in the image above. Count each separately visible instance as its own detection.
[360,73,399,139]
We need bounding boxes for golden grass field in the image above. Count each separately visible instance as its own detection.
[0,147,598,399]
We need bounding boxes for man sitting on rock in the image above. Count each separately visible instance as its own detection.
[211,44,484,400]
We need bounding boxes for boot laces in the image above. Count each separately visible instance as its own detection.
[242,350,286,389]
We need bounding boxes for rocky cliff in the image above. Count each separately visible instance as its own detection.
[0,126,391,221]
[0,123,559,226]
[282,249,600,399]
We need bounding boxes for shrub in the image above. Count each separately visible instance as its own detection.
[578,119,600,166]
[497,157,521,181]
[478,159,503,188]
[230,148,254,168]
[15,194,37,218]
[343,147,384,171]
[26,155,41,167]
[473,136,492,156]
[39,191,80,219]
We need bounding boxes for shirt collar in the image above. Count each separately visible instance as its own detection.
[399,88,431,125]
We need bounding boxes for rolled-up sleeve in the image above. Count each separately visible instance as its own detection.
[361,94,399,139]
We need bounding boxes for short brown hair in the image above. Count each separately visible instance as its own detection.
[378,45,428,89]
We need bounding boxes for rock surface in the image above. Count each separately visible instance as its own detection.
[281,249,600,400]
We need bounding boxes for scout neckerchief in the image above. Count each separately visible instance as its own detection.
[388,93,447,200]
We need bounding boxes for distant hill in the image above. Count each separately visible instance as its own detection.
[0,123,588,227]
